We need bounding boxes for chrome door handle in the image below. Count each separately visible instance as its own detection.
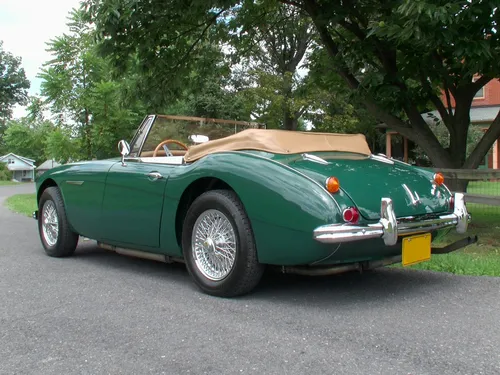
[147,172,163,180]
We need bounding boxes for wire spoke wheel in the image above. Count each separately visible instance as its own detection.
[37,186,79,258]
[42,201,59,247]
[192,209,237,281]
[183,190,265,297]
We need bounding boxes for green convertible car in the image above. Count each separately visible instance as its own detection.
[34,114,476,297]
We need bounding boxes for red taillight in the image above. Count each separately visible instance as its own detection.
[449,195,455,211]
[343,207,360,223]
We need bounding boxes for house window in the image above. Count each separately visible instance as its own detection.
[473,77,485,99]
[474,87,485,99]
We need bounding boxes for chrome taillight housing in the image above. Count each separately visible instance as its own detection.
[343,207,360,224]
[449,195,455,211]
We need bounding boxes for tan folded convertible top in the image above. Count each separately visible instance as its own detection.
[183,129,372,162]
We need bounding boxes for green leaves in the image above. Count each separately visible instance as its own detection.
[367,0,499,82]
[38,7,146,161]
[0,40,30,121]
[0,161,12,181]
[2,118,54,165]
[43,127,80,164]
[38,0,499,170]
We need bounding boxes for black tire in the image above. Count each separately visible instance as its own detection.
[182,189,265,297]
[38,186,79,257]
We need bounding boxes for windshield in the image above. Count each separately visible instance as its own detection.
[137,115,265,157]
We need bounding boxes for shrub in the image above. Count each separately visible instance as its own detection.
[0,162,12,181]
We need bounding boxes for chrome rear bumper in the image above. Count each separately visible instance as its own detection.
[313,193,470,246]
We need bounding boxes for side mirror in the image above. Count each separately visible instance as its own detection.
[118,140,131,166]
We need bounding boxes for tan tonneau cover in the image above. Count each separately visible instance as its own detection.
[184,129,371,162]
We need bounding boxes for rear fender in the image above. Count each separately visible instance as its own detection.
[161,151,344,264]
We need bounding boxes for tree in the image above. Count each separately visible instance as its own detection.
[164,41,254,121]
[0,41,30,154]
[44,127,81,164]
[39,9,105,159]
[0,96,82,165]
[3,118,53,165]
[0,41,30,121]
[39,8,146,160]
[304,47,381,149]
[0,162,12,181]
[289,0,500,190]
[83,0,500,189]
[230,3,315,129]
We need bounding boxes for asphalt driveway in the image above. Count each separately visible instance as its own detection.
[1,184,499,374]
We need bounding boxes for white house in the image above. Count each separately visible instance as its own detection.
[0,153,36,182]
[36,159,61,177]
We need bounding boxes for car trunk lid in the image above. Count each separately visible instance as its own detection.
[289,154,450,220]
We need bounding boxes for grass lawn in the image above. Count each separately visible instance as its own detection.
[467,180,500,196]
[4,193,37,217]
[3,192,500,277]
[399,205,500,276]
[0,181,20,186]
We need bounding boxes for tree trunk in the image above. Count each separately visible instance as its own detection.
[283,108,298,130]
[299,0,500,194]
[449,93,473,167]
[446,178,469,193]
[84,108,92,160]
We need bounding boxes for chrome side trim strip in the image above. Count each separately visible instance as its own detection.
[66,180,84,185]
[302,153,329,165]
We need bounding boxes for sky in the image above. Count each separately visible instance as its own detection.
[0,0,82,118]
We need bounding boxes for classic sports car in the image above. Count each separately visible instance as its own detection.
[34,114,476,297]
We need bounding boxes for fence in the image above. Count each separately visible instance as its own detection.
[431,168,500,216]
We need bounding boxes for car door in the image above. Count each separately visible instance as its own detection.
[100,160,175,248]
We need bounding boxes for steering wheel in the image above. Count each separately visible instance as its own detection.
[153,139,189,157]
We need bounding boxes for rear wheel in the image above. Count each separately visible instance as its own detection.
[182,190,265,297]
[38,186,79,257]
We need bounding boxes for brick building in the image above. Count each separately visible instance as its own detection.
[383,78,500,168]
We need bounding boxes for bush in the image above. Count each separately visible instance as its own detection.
[0,162,12,181]
[412,117,485,166]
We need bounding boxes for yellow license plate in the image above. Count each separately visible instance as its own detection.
[402,233,432,266]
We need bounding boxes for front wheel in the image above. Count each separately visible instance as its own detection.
[38,186,79,257]
[182,190,265,297]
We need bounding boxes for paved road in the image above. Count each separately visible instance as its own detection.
[1,184,500,375]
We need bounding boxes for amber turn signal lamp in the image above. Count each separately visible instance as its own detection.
[325,177,340,193]
[434,172,445,186]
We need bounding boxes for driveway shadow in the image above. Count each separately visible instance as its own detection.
[71,241,190,281]
[70,241,456,307]
[250,266,455,308]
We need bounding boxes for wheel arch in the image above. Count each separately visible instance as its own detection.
[174,177,237,248]
[37,178,59,205]
[166,151,343,265]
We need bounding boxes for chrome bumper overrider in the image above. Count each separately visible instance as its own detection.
[313,193,470,246]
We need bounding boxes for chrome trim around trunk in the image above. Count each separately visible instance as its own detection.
[313,193,470,246]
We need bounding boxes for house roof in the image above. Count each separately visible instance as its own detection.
[423,105,500,125]
[376,105,500,131]
[37,159,61,170]
[0,153,36,170]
